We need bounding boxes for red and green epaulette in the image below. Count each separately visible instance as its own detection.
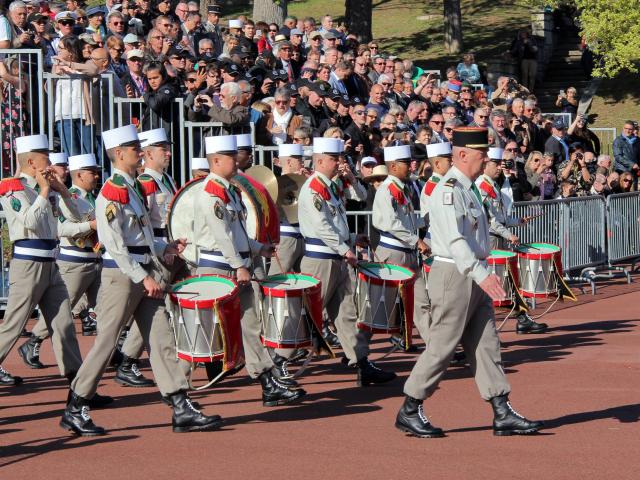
[101,174,129,203]
[479,180,497,199]
[423,177,440,197]
[137,173,159,196]
[204,178,230,203]
[388,181,407,205]
[310,176,331,201]
[0,177,24,196]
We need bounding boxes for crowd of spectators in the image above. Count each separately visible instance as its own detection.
[0,0,638,198]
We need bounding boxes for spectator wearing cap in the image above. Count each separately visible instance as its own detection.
[85,6,105,37]
[122,33,141,53]
[265,86,304,145]
[274,39,299,81]
[121,48,148,97]
[544,118,570,166]
[52,11,77,52]
[202,3,223,56]
[27,11,56,67]
[318,92,353,135]
[295,81,329,134]
[305,30,323,56]
[612,120,640,176]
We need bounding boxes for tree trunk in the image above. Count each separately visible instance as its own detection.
[345,0,373,43]
[443,0,463,54]
[253,0,288,26]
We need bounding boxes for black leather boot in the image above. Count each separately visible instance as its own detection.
[322,322,341,348]
[81,312,97,336]
[0,365,22,386]
[490,395,544,436]
[516,314,548,334]
[389,334,420,352]
[169,391,223,433]
[60,391,106,436]
[259,370,306,407]
[18,335,45,369]
[115,356,155,387]
[357,357,396,387]
[270,355,300,388]
[395,396,445,438]
[64,372,114,408]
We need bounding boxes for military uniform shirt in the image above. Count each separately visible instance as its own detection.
[0,173,79,241]
[298,172,351,256]
[372,175,419,247]
[96,169,161,284]
[194,172,262,269]
[476,174,520,241]
[429,166,491,284]
[138,168,177,234]
[58,185,95,247]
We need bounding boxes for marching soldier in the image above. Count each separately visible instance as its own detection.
[115,128,186,388]
[0,135,84,388]
[236,133,254,171]
[396,127,543,437]
[372,145,431,344]
[299,137,396,386]
[420,142,453,233]
[61,125,222,436]
[268,143,308,275]
[476,147,547,335]
[49,152,70,184]
[193,135,305,407]
[18,153,103,370]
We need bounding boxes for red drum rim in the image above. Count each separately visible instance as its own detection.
[170,274,239,309]
[488,249,518,265]
[493,299,513,306]
[260,272,322,297]
[177,352,224,363]
[519,289,558,298]
[357,262,416,287]
[356,322,401,334]
[517,243,561,260]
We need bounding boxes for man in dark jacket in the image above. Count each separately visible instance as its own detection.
[544,118,570,167]
[612,120,640,175]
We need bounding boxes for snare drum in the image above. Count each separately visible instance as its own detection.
[259,273,322,348]
[355,262,416,333]
[169,275,243,372]
[487,250,519,307]
[517,243,561,298]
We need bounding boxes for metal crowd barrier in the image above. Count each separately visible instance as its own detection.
[255,145,279,170]
[43,72,115,170]
[559,195,607,272]
[0,49,45,178]
[591,127,617,157]
[511,199,562,247]
[606,192,640,267]
[114,97,187,185]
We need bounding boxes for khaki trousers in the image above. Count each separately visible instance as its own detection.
[71,265,188,398]
[195,266,273,379]
[404,261,511,401]
[0,259,82,375]
[300,256,371,363]
[31,260,101,339]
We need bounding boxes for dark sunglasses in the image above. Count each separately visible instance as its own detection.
[59,20,75,26]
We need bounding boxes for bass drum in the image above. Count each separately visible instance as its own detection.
[166,176,205,267]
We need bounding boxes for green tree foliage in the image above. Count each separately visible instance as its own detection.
[527,1,640,77]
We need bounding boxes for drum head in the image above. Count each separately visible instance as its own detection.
[262,273,320,290]
[167,177,205,266]
[359,262,415,282]
[489,249,517,258]
[520,243,560,254]
[171,275,238,309]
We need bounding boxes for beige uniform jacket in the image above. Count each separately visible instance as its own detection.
[372,175,419,249]
[429,166,492,284]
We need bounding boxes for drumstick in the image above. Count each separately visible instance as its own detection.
[266,233,286,275]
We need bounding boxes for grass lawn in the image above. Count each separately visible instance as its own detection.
[589,72,639,132]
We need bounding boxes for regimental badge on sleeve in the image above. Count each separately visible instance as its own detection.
[443,192,453,205]
[313,194,323,212]
[214,202,224,219]
[105,202,117,222]
[10,196,21,212]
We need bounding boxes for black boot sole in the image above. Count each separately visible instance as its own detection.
[115,376,155,388]
[173,418,223,433]
[395,421,445,438]
[263,390,306,407]
[59,419,106,436]
[494,427,541,436]
[516,328,548,335]
[18,345,45,369]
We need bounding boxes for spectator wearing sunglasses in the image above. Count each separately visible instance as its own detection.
[368,54,385,84]
[106,11,126,40]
